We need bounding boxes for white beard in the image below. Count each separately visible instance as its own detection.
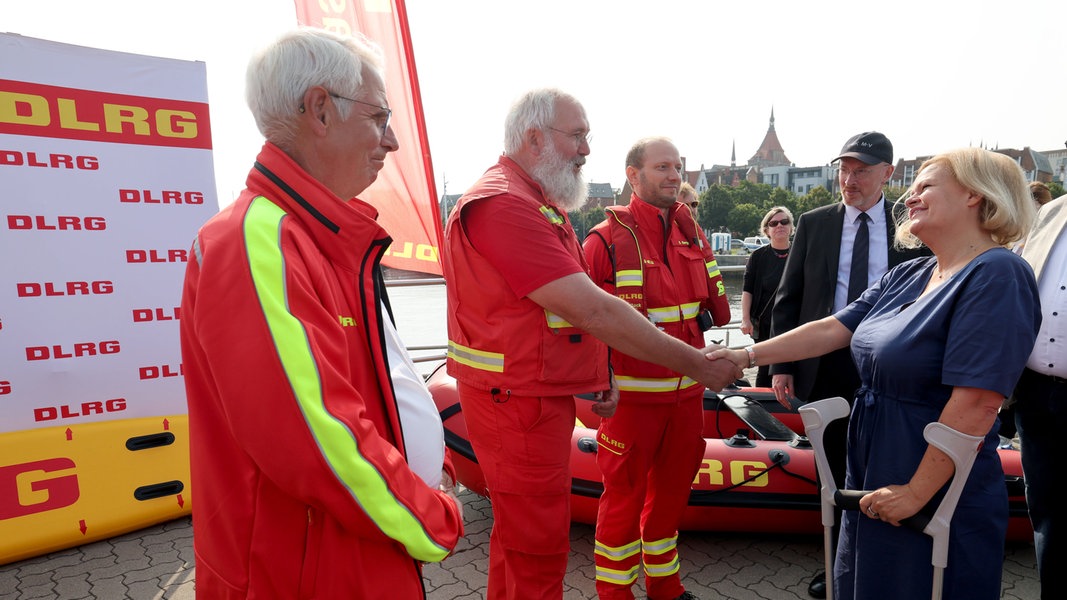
[531,139,587,212]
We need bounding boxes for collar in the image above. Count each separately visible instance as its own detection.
[246,142,390,267]
[496,155,556,209]
[844,194,885,226]
[628,193,684,226]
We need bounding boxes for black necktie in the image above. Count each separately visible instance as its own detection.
[847,212,870,303]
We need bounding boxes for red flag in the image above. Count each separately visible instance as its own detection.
[294,0,442,275]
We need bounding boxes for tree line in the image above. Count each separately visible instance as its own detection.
[568,180,1065,241]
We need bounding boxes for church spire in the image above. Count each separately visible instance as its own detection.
[748,106,791,167]
[731,139,736,167]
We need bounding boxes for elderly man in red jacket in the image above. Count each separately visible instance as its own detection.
[180,29,462,599]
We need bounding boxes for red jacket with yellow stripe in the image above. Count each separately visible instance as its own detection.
[443,156,609,397]
[584,196,731,400]
[179,142,462,599]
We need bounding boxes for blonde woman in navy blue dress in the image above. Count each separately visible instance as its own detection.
[712,147,1040,599]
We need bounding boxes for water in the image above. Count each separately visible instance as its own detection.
[388,270,750,375]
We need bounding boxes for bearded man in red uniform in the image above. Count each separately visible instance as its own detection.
[443,90,741,599]
[584,138,730,600]
[180,30,463,599]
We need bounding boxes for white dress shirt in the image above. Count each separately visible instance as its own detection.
[383,304,446,488]
[835,196,890,312]
[1026,226,1067,378]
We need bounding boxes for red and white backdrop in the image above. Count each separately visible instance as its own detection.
[0,33,217,434]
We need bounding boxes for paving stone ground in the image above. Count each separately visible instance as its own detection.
[1,489,1038,599]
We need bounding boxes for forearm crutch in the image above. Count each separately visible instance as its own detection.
[799,397,983,600]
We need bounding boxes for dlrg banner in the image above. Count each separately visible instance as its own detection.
[0,33,216,564]
[295,0,445,275]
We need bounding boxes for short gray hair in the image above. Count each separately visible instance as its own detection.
[503,88,579,155]
[246,28,384,149]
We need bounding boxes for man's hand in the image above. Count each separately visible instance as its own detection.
[439,469,464,522]
[590,376,619,418]
[698,343,743,390]
[771,374,796,410]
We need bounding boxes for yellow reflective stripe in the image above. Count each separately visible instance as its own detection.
[595,539,641,560]
[643,556,680,577]
[647,303,701,324]
[680,302,701,320]
[646,305,681,324]
[539,205,564,225]
[545,310,573,329]
[447,340,504,373]
[244,197,448,562]
[595,565,640,585]
[615,269,643,288]
[705,259,721,279]
[614,375,700,393]
[642,535,678,556]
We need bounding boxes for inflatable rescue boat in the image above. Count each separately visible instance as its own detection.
[427,364,1031,540]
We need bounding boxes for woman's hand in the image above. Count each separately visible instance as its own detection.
[707,347,747,372]
[859,484,925,526]
[740,318,753,335]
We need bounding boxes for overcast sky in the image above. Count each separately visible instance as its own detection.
[5,0,1065,206]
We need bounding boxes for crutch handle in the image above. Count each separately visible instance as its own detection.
[833,489,932,532]
[798,397,852,527]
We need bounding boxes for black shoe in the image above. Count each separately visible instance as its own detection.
[673,592,698,600]
[807,571,826,599]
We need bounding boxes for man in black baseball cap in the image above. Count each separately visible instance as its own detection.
[834,131,893,165]
[768,131,925,598]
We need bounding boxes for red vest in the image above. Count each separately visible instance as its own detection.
[443,157,608,396]
[586,199,730,397]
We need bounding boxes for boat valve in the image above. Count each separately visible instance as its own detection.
[577,436,597,453]
[768,449,790,465]
[725,429,756,448]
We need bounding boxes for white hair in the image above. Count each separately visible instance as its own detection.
[245,28,385,149]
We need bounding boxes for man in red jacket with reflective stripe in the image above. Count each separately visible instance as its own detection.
[179,29,462,599]
[444,91,741,600]
[584,137,731,600]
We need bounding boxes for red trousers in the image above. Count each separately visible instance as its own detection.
[594,395,705,600]
[458,383,575,600]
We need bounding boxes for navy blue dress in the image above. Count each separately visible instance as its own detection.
[833,248,1040,600]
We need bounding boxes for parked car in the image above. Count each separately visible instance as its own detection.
[730,239,750,254]
[741,236,768,252]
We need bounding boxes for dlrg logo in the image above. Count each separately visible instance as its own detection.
[0,458,79,519]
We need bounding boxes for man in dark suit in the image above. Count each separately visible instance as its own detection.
[769,131,926,598]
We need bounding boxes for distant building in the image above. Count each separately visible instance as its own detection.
[1042,147,1067,185]
[693,109,829,195]
[747,108,792,168]
[763,164,835,195]
[890,157,930,189]
[892,147,1054,190]
[439,193,462,223]
[993,147,1053,183]
[583,182,616,210]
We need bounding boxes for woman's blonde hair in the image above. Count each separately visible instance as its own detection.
[896,147,1034,248]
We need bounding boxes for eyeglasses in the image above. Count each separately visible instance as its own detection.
[328,92,392,137]
[548,127,592,147]
[839,166,879,179]
[767,218,791,227]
